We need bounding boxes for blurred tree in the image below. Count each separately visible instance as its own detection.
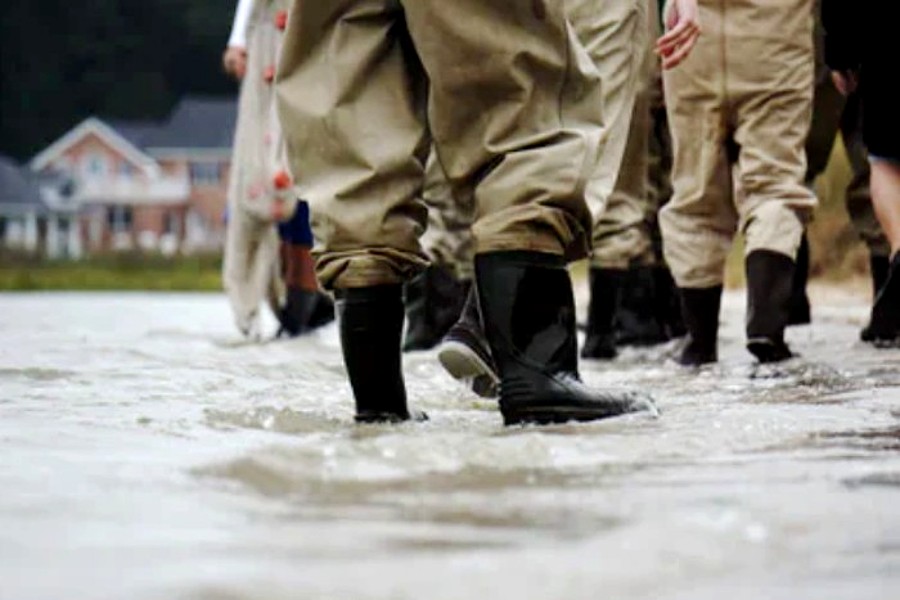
[0,0,237,161]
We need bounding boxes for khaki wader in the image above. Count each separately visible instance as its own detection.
[276,0,609,290]
[418,152,476,282]
[660,0,818,289]
[223,0,293,333]
[417,0,651,282]
[590,0,663,269]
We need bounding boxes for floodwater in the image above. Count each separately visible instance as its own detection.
[0,286,898,600]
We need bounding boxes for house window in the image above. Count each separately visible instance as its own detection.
[164,211,180,235]
[189,162,221,186]
[107,206,133,234]
[84,153,110,178]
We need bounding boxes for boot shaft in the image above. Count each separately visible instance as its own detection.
[337,285,409,422]
[745,250,796,342]
[475,251,578,377]
[678,285,722,365]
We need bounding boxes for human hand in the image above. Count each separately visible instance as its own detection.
[222,46,248,80]
[831,70,858,96]
[656,0,701,70]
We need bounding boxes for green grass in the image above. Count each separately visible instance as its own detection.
[0,252,222,292]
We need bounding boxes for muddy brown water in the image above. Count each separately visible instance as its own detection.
[0,287,898,600]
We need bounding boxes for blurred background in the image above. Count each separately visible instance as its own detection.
[0,0,869,292]
[0,0,236,290]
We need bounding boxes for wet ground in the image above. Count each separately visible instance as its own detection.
[0,285,898,600]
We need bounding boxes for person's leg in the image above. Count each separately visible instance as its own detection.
[277,0,429,422]
[646,69,685,341]
[275,201,335,337]
[573,0,651,358]
[593,1,668,350]
[730,0,816,363]
[661,1,735,366]
[587,78,660,355]
[870,161,900,257]
[277,1,429,290]
[855,8,900,344]
[223,211,274,339]
[837,93,892,340]
[865,158,900,343]
[403,0,655,424]
[571,0,645,217]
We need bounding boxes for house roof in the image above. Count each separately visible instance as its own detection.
[30,117,160,175]
[105,119,163,149]
[144,96,237,154]
[28,95,239,174]
[0,155,47,214]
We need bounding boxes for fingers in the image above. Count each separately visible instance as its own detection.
[656,1,701,70]
[223,48,248,80]
[830,70,858,96]
[656,18,700,58]
[660,28,700,70]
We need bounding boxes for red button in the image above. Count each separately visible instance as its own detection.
[263,65,276,83]
[273,170,292,190]
[274,10,288,31]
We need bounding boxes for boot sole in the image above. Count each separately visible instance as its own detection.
[355,410,428,424]
[747,338,794,364]
[502,400,658,426]
[437,340,500,399]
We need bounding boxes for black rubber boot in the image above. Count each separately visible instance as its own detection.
[276,289,319,338]
[787,234,811,326]
[476,252,656,426]
[746,250,795,363]
[615,266,668,347]
[864,253,900,345]
[307,292,336,329]
[437,287,500,398]
[861,254,891,342]
[677,286,722,366]
[581,268,622,360]
[654,265,687,340]
[336,285,423,423]
[402,265,468,352]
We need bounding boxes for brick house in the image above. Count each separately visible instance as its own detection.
[29,96,236,255]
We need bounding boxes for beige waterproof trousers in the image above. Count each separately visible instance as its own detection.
[340,0,647,287]
[415,0,648,282]
[573,0,647,219]
[277,0,606,290]
[660,0,817,289]
[418,152,476,281]
[590,0,661,269]
[223,0,292,334]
